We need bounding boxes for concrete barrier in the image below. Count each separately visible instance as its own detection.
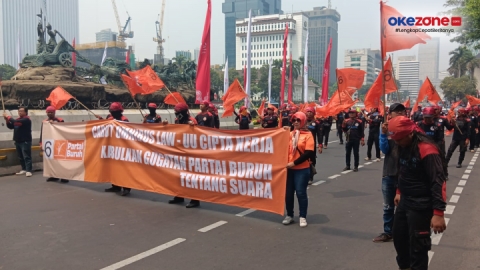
[0,109,246,176]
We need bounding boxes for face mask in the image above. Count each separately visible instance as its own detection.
[110,111,122,119]
[149,109,156,115]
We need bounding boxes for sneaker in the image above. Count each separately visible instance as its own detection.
[16,170,26,175]
[105,186,121,192]
[299,217,308,227]
[375,158,381,162]
[339,142,344,145]
[456,164,462,168]
[364,157,371,161]
[373,233,393,243]
[343,166,351,171]
[168,197,185,204]
[282,216,294,225]
[308,179,313,185]
[353,167,359,172]
[471,150,475,153]
[46,178,59,182]
[26,172,32,177]
[324,145,328,149]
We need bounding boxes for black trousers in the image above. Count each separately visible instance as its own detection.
[469,130,476,150]
[476,130,480,147]
[337,125,344,143]
[393,207,432,270]
[345,140,360,168]
[446,139,466,164]
[438,141,448,177]
[323,128,331,146]
[367,131,380,159]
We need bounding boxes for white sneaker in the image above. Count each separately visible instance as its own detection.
[282,216,294,225]
[299,217,308,227]
[376,158,381,162]
[26,172,32,177]
[364,157,371,161]
[16,170,26,175]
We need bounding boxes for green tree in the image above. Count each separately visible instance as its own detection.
[0,64,16,80]
[440,75,478,101]
[210,68,223,100]
[228,68,243,86]
[257,65,281,102]
[443,0,480,50]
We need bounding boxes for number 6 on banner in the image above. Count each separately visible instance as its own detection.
[43,140,54,159]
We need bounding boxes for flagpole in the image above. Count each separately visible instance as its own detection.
[164,85,194,117]
[380,1,386,119]
[335,69,342,105]
[131,96,145,118]
[0,77,5,112]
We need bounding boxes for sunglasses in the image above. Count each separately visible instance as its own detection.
[291,118,301,123]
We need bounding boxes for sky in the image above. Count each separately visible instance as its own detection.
[78,0,460,71]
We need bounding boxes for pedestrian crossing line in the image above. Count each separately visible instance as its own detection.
[465,170,472,174]
[449,195,460,203]
[328,174,341,179]
[462,174,469,180]
[358,165,364,168]
[458,180,467,186]
[467,165,473,170]
[364,162,372,165]
[454,187,463,194]
[431,218,450,246]
[469,162,475,165]
[312,180,326,186]
[445,205,455,215]
[428,251,434,266]
[341,170,352,174]
[236,209,256,217]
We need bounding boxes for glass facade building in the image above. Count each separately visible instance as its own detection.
[222,0,282,68]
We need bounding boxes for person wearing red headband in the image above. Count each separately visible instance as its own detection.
[304,107,323,185]
[261,106,278,128]
[467,107,477,152]
[208,103,220,129]
[143,103,162,124]
[341,110,365,172]
[4,106,32,177]
[283,112,315,228]
[40,106,68,183]
[235,106,252,130]
[166,103,200,208]
[195,101,215,128]
[387,116,446,270]
[445,108,471,168]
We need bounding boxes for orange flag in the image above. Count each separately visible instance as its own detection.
[126,65,165,95]
[121,74,144,96]
[412,77,442,113]
[46,86,74,110]
[364,57,397,111]
[447,100,462,122]
[268,103,278,114]
[316,89,357,117]
[403,97,411,108]
[380,2,430,59]
[222,79,248,117]
[466,95,480,106]
[337,68,367,94]
[164,92,186,106]
[257,99,266,116]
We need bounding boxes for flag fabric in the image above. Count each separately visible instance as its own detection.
[403,97,411,108]
[466,95,480,106]
[164,92,187,106]
[121,74,144,96]
[303,30,309,103]
[126,49,130,65]
[126,65,166,95]
[195,0,211,104]
[336,68,366,94]
[224,58,229,94]
[243,65,247,88]
[72,38,76,68]
[101,42,107,65]
[380,1,430,60]
[321,38,332,105]
[245,9,252,108]
[412,77,442,113]
[364,57,397,111]
[280,24,289,106]
[257,99,266,116]
[222,79,248,111]
[268,58,273,102]
[46,86,74,110]
[267,103,278,114]
[288,53,293,103]
[447,100,462,122]
[316,89,357,118]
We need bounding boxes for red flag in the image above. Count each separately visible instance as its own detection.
[466,95,480,106]
[121,74,144,96]
[195,0,211,104]
[288,54,293,103]
[164,92,187,106]
[126,65,165,95]
[72,38,76,68]
[126,49,130,64]
[403,97,411,108]
[321,38,332,105]
[280,24,289,106]
[380,1,430,60]
[412,77,442,113]
[46,86,74,110]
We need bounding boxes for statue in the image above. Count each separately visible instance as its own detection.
[75,57,131,85]
[37,22,46,54]
[46,23,57,53]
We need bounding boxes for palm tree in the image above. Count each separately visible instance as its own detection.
[466,57,480,80]
[448,46,474,78]
[272,59,283,70]
[172,55,188,72]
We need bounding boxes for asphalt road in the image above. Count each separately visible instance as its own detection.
[0,133,479,270]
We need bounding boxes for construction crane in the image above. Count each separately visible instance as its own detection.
[153,0,166,65]
[111,0,134,42]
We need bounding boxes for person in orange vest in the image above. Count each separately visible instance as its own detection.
[96,102,131,196]
[40,106,68,183]
[143,103,162,124]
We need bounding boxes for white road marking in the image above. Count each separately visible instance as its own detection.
[198,221,228,232]
[467,165,473,170]
[312,180,326,186]
[449,195,460,203]
[236,209,256,217]
[465,170,472,174]
[428,251,434,265]
[445,205,455,215]
[341,170,352,174]
[473,154,478,157]
[328,174,341,179]
[458,180,467,186]
[99,238,186,270]
[462,174,469,180]
[472,158,477,162]
[431,218,450,246]
[469,162,475,165]
[364,162,372,165]
[454,187,463,194]
[358,165,364,168]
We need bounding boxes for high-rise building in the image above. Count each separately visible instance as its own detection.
[235,13,308,69]
[396,56,420,99]
[175,50,192,61]
[344,48,382,85]
[418,37,440,86]
[96,29,117,43]
[194,48,200,64]
[222,0,282,69]
[0,0,79,68]
[304,7,341,85]
[75,41,128,68]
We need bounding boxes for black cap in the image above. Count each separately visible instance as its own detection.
[389,103,406,113]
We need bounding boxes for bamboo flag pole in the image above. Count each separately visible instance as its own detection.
[131,95,145,118]
[0,76,5,112]
[380,2,387,121]
[335,69,342,105]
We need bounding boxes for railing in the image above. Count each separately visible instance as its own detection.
[10,99,184,110]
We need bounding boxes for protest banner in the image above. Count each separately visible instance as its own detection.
[42,121,289,215]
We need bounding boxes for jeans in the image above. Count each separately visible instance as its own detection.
[345,140,360,167]
[285,168,309,218]
[382,176,396,235]
[15,141,32,172]
[367,132,380,159]
[393,207,432,270]
[446,139,466,164]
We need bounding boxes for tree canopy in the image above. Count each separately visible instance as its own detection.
[0,64,16,80]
